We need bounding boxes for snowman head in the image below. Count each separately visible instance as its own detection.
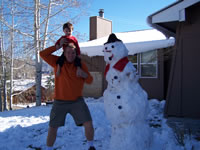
[103,33,128,64]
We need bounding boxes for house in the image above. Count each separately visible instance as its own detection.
[12,77,54,104]
[81,10,175,100]
[12,84,48,104]
[147,0,200,119]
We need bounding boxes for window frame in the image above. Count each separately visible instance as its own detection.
[128,50,158,78]
[139,50,158,78]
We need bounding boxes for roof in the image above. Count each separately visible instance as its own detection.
[147,0,200,37]
[13,76,49,92]
[79,29,175,57]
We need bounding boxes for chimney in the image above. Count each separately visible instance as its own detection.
[89,9,112,40]
[99,9,104,18]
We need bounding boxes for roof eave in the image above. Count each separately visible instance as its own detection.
[146,0,183,38]
[147,0,200,38]
[147,16,176,38]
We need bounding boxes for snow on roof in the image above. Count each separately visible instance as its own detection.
[79,29,175,57]
[13,79,35,92]
[13,75,49,92]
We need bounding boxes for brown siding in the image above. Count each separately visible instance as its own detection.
[139,49,165,100]
[182,36,200,117]
[81,55,106,97]
[81,55,105,72]
[165,3,200,118]
[164,47,174,98]
[89,17,97,41]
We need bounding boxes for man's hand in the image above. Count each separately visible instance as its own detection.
[76,67,88,79]
[55,38,68,50]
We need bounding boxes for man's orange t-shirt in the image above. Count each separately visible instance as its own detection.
[40,46,93,101]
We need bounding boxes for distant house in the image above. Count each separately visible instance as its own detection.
[80,10,175,100]
[13,85,48,104]
[12,77,53,104]
[147,0,200,118]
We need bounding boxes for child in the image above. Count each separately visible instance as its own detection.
[55,22,81,77]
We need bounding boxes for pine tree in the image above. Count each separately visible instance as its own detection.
[45,71,54,90]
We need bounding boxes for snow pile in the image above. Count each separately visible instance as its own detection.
[0,97,199,150]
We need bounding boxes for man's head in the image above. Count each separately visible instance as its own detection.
[63,42,77,63]
[63,22,73,36]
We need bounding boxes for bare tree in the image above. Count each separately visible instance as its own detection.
[0,0,8,111]
[34,0,41,106]
[0,88,2,111]
[0,0,90,108]
[0,11,3,111]
[41,0,52,50]
[8,0,15,110]
[35,0,52,106]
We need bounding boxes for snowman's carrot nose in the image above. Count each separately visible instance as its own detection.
[109,54,114,61]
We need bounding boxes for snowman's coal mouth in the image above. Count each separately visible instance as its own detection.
[109,54,114,61]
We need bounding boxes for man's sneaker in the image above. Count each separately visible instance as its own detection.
[88,146,96,150]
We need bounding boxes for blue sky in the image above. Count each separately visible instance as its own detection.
[73,0,176,41]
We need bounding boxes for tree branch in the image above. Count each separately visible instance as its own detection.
[0,17,34,38]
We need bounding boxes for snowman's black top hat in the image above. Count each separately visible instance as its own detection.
[104,33,122,45]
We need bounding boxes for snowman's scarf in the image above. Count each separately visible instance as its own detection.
[104,57,129,77]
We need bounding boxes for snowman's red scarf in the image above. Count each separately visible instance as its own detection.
[104,57,129,77]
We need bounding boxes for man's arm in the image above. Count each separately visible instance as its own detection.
[39,46,58,67]
[40,37,70,67]
[79,62,93,84]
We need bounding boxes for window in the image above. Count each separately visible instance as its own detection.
[128,50,158,78]
[128,54,138,72]
[140,50,157,78]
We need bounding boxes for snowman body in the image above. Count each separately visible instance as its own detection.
[103,34,150,150]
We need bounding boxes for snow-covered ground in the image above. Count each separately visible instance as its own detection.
[0,97,199,150]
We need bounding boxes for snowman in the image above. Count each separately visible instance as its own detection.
[103,33,151,150]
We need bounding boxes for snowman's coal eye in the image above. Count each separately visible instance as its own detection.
[111,45,114,48]
[105,47,107,50]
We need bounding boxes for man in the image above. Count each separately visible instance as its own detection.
[40,38,96,150]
